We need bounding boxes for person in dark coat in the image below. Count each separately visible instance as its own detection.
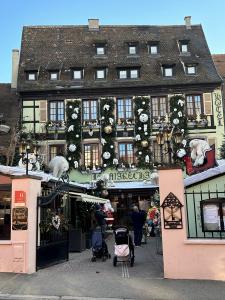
[131,206,146,246]
[95,204,107,236]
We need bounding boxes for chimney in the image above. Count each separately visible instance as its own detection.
[184,16,191,29]
[11,49,20,89]
[88,19,99,31]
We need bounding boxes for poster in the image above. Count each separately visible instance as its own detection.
[12,207,28,230]
[203,204,219,231]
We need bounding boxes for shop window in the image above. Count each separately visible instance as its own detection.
[0,190,11,240]
[82,100,97,121]
[201,198,225,232]
[118,143,134,164]
[117,98,133,120]
[84,144,99,167]
[49,101,64,121]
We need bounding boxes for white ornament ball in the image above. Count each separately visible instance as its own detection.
[68,157,72,161]
[145,132,148,135]
[110,145,114,149]
[72,113,78,119]
[142,101,146,105]
[69,144,76,152]
[75,134,79,138]
[103,152,111,160]
[138,151,142,155]
[138,127,142,130]
[103,164,107,167]
[139,113,148,123]
[174,108,177,112]
[102,116,105,120]
[69,105,73,109]
[173,118,180,125]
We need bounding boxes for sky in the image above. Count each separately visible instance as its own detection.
[0,0,225,83]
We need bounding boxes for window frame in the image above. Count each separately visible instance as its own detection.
[148,42,159,55]
[26,71,38,81]
[186,94,203,116]
[0,187,11,241]
[118,142,134,164]
[72,69,84,80]
[151,96,168,118]
[117,98,133,120]
[162,65,174,77]
[49,71,59,81]
[49,101,65,122]
[84,143,100,168]
[82,99,98,121]
[179,40,189,54]
[186,65,197,75]
[128,45,137,55]
[95,68,107,80]
[118,68,140,79]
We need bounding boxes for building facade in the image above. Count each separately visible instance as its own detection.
[15,17,224,214]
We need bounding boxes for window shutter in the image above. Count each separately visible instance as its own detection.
[39,100,48,122]
[203,93,212,115]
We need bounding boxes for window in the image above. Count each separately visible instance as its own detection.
[49,145,65,161]
[186,95,202,116]
[151,96,167,118]
[73,69,83,80]
[96,46,105,55]
[162,66,174,77]
[148,42,159,55]
[26,71,37,81]
[84,144,99,167]
[118,143,134,164]
[0,190,11,240]
[179,41,189,53]
[49,101,64,121]
[201,199,225,232]
[118,68,140,79]
[117,98,133,119]
[82,100,97,120]
[49,71,59,80]
[186,65,196,75]
[128,45,137,55]
[96,69,106,80]
[152,141,171,164]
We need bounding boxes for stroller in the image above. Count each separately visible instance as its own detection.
[91,226,111,262]
[113,226,135,267]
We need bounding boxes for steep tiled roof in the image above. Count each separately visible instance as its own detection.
[18,24,222,92]
[0,84,19,153]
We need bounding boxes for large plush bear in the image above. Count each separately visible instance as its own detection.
[48,156,69,178]
[190,139,211,167]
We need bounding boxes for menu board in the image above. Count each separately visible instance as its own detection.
[203,204,219,231]
[12,207,28,230]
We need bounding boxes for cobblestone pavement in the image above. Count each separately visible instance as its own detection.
[1,234,225,300]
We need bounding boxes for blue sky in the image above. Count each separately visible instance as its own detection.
[1,0,225,83]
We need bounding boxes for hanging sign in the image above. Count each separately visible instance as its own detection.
[161,192,183,229]
[12,207,28,230]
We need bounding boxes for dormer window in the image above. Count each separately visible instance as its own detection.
[95,43,106,55]
[118,68,140,79]
[128,43,138,55]
[179,40,189,53]
[49,71,59,80]
[148,42,159,55]
[73,69,84,80]
[162,65,174,77]
[186,64,197,75]
[26,71,37,81]
[95,68,107,80]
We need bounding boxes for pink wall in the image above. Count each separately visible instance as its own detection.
[159,168,225,281]
[0,175,41,274]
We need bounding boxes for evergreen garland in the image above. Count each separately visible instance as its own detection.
[169,95,188,163]
[219,135,225,159]
[134,96,152,168]
[100,98,116,168]
[66,100,82,170]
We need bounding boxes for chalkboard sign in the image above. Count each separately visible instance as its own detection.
[12,207,28,230]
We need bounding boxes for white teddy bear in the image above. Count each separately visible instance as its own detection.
[49,156,69,178]
[190,139,211,167]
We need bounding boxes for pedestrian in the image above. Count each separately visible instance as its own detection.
[131,206,145,246]
[95,204,107,237]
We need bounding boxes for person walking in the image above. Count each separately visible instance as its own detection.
[131,206,145,246]
[95,204,107,237]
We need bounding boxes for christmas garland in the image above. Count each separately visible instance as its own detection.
[100,97,116,168]
[134,96,152,168]
[66,100,82,170]
[169,95,188,162]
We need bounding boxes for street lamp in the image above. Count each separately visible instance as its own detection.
[25,145,31,175]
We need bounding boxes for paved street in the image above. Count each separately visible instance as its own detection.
[1,234,225,300]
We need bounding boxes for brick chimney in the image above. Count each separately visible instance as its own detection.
[88,19,99,31]
[11,49,20,89]
[184,16,191,29]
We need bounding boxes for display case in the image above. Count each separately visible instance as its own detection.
[201,198,225,232]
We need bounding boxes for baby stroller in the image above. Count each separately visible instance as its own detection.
[113,226,135,267]
[91,226,111,262]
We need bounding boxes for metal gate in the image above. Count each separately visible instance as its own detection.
[36,175,69,270]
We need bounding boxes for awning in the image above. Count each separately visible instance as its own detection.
[69,192,107,204]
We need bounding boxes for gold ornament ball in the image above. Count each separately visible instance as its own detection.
[104,125,112,134]
[141,140,148,148]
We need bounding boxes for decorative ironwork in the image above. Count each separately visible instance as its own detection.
[161,192,183,229]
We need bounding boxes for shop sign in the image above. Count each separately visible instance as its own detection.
[15,191,26,205]
[161,192,183,229]
[12,207,28,230]
[96,170,151,182]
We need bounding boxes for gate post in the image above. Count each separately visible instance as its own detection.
[158,167,186,279]
[11,175,41,274]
